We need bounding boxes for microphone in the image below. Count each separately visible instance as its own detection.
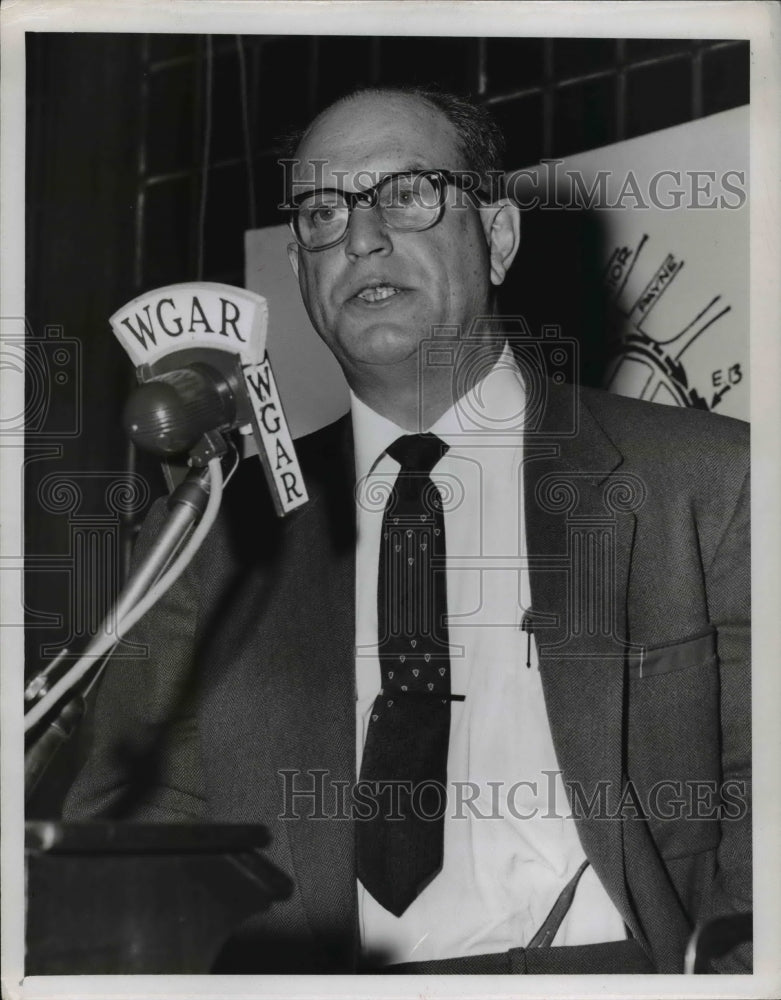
[24,285,292,780]
[111,282,308,516]
[123,362,239,456]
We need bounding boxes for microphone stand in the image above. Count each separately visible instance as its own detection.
[24,464,215,801]
[113,465,213,624]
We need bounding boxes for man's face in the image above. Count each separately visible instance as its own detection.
[287,94,496,382]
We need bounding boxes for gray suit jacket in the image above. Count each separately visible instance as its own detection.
[64,379,751,973]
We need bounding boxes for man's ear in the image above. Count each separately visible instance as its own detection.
[287,241,300,280]
[481,200,521,286]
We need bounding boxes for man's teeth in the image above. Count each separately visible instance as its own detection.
[357,285,399,302]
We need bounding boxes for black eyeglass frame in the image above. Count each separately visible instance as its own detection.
[286,169,487,252]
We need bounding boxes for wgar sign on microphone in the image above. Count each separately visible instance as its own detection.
[111,281,308,515]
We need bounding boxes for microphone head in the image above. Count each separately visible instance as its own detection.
[123,364,236,456]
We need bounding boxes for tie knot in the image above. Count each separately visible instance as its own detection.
[386,433,449,477]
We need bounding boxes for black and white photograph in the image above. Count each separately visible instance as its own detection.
[2,1,780,997]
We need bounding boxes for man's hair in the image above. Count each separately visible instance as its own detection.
[278,86,506,200]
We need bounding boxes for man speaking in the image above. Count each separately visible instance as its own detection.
[64,87,751,975]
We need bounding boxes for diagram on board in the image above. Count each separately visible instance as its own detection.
[603,234,743,412]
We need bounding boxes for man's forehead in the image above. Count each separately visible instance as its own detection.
[290,93,464,187]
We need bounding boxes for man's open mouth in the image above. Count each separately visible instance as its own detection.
[355,284,402,303]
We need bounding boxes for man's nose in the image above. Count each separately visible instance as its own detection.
[344,203,392,259]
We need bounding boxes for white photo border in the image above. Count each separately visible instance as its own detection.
[2,2,779,998]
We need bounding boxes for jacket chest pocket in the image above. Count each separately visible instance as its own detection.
[626,627,721,859]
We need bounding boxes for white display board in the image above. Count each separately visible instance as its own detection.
[525,105,748,420]
[245,106,748,436]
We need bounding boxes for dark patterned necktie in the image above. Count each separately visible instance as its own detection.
[356,433,452,916]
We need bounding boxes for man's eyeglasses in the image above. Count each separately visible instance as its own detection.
[287,169,485,252]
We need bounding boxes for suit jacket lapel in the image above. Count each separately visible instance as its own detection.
[524,380,644,942]
[271,417,358,955]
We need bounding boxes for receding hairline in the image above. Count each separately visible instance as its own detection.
[280,86,506,200]
[294,88,465,162]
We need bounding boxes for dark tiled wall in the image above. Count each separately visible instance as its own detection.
[139,35,749,291]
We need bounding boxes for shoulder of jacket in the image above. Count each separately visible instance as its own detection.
[578,384,749,473]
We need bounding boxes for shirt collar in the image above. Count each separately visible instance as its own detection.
[351,342,524,482]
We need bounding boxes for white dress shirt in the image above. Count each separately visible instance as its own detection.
[352,346,626,964]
